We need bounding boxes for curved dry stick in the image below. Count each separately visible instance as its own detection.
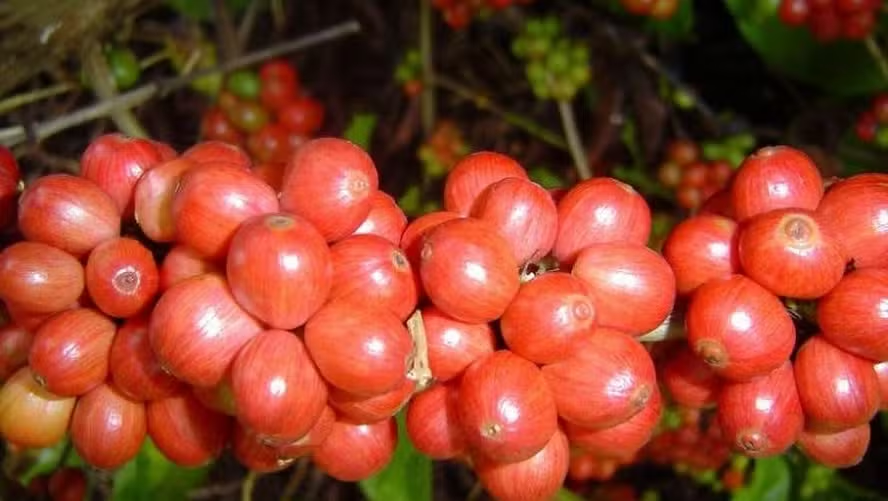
[0,20,362,148]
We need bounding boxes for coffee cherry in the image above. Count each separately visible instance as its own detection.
[70,382,146,470]
[80,133,163,219]
[328,234,418,321]
[0,241,84,313]
[571,242,675,336]
[553,178,651,267]
[231,329,328,442]
[231,425,294,473]
[794,336,881,433]
[147,391,232,467]
[352,191,408,246]
[564,388,662,462]
[312,417,398,482]
[420,218,519,323]
[172,164,279,260]
[816,174,888,269]
[109,315,184,401]
[686,275,795,381]
[422,305,496,382]
[278,96,325,136]
[29,308,116,397]
[662,214,740,295]
[797,424,871,468]
[328,376,415,424]
[817,268,888,361]
[443,151,528,216]
[182,140,252,170]
[226,213,332,329]
[470,177,558,265]
[730,146,823,221]
[661,345,721,409]
[304,298,412,396]
[0,323,32,382]
[542,329,656,429]
[0,366,75,448]
[133,157,198,243]
[500,272,596,364]
[280,138,379,242]
[18,174,121,258]
[717,361,803,458]
[85,237,159,318]
[149,273,263,387]
[47,467,86,501]
[0,145,21,230]
[473,429,570,501]
[737,208,845,299]
[405,381,467,459]
[458,351,557,463]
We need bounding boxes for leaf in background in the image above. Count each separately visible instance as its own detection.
[731,456,791,501]
[528,165,566,189]
[724,0,888,96]
[343,113,379,151]
[645,0,694,40]
[112,439,210,501]
[359,413,432,501]
[166,0,252,21]
[554,488,586,501]
[16,440,85,486]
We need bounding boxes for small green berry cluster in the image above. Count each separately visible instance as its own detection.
[511,17,591,101]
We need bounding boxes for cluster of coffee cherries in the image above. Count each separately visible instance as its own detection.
[620,0,681,20]
[777,0,881,42]
[661,144,888,469]
[399,151,675,501]
[0,132,675,501]
[855,93,888,147]
[0,134,419,482]
[657,139,735,211]
[431,0,535,30]
[200,59,324,170]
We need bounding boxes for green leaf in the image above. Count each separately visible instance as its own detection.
[359,412,432,501]
[166,0,252,21]
[724,0,888,96]
[528,165,566,189]
[112,439,210,501]
[554,488,585,501]
[343,113,379,151]
[731,456,791,501]
[16,441,85,486]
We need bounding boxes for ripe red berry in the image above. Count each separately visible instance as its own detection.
[458,351,558,463]
[730,146,823,221]
[685,274,796,381]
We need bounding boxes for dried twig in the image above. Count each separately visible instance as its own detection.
[557,99,591,179]
[0,20,362,148]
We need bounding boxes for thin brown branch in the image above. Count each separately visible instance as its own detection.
[0,83,76,116]
[0,20,362,148]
